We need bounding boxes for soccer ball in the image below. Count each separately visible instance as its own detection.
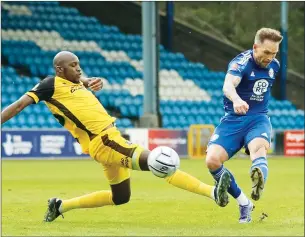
[147,146,180,178]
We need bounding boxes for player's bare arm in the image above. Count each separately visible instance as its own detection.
[1,95,34,124]
[223,73,249,115]
[80,77,103,92]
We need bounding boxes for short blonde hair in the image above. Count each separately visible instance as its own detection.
[254,28,283,44]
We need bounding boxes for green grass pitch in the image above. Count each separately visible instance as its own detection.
[2,157,304,236]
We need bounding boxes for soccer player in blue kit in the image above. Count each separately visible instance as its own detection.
[206,28,283,223]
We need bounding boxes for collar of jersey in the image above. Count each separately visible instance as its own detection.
[55,76,82,85]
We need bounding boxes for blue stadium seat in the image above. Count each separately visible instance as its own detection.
[134,95,143,106]
[120,105,129,117]
[1,94,9,105]
[195,115,205,124]
[121,118,133,128]
[187,106,197,115]
[129,105,138,117]
[187,116,196,125]
[169,115,178,126]
[180,106,190,115]
[46,116,57,127]
[17,114,27,126]
[172,106,181,115]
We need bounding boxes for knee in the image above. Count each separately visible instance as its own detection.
[205,154,222,170]
[250,143,269,157]
[112,191,131,205]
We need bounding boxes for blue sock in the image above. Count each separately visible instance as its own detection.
[251,157,268,183]
[210,165,241,199]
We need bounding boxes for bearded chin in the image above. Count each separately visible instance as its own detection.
[258,59,267,68]
[260,62,266,68]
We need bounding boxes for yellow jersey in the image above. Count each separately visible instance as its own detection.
[26,76,115,154]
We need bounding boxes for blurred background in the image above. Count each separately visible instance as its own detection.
[1,1,304,158]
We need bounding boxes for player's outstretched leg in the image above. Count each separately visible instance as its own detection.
[247,138,269,201]
[165,169,231,207]
[44,179,131,222]
[44,191,115,222]
[206,145,254,223]
[137,149,230,206]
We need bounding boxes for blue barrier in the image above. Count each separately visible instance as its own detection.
[1,129,88,158]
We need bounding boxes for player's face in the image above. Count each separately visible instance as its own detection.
[63,58,82,83]
[253,39,279,68]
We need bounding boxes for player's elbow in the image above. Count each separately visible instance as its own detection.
[222,85,233,100]
[15,101,24,113]
[222,85,229,94]
[15,96,32,113]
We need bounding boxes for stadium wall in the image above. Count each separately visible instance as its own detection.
[2,129,303,159]
[61,1,304,110]
[1,129,188,159]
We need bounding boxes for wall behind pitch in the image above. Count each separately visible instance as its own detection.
[1,130,87,159]
[2,129,298,158]
[1,129,189,158]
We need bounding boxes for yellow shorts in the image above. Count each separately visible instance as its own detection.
[89,126,144,185]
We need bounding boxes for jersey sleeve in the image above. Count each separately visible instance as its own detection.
[26,77,55,103]
[227,55,250,78]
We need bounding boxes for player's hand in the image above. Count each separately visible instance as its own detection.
[233,98,249,115]
[88,77,103,92]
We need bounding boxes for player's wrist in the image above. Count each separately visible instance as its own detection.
[80,77,89,88]
[232,96,241,103]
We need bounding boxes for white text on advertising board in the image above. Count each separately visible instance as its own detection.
[2,134,33,156]
[40,135,66,154]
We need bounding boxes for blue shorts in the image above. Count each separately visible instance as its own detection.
[208,114,272,158]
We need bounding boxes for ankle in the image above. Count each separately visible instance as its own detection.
[236,192,249,206]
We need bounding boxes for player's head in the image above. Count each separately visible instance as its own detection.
[53,51,82,83]
[253,28,283,68]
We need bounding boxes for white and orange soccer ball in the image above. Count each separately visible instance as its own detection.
[148,146,180,178]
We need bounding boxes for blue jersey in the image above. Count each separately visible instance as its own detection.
[224,49,280,115]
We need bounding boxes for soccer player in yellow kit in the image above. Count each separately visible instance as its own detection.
[1,51,230,222]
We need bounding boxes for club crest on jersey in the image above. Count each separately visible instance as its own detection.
[70,85,85,93]
[269,68,274,78]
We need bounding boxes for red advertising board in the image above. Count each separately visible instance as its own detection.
[124,128,188,157]
[284,130,304,156]
[148,129,188,157]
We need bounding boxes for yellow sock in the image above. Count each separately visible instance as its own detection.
[165,169,214,199]
[60,191,114,213]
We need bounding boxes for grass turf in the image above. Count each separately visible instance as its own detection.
[1,157,304,236]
